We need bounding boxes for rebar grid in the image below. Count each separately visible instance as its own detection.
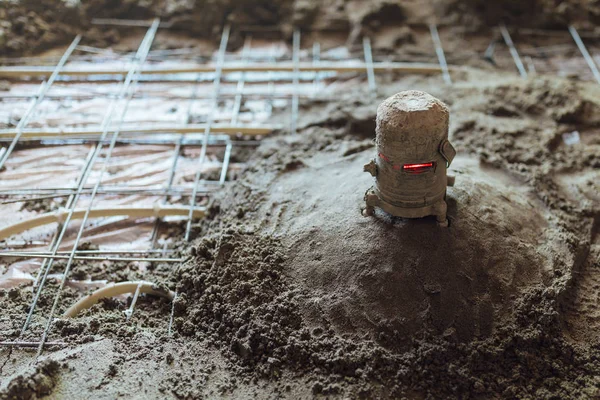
[34,19,162,357]
[184,24,231,242]
[0,22,364,354]
[1,20,598,355]
[0,36,82,171]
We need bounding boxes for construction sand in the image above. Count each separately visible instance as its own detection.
[2,68,598,399]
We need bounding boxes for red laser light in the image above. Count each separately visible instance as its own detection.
[403,162,434,173]
[378,152,390,162]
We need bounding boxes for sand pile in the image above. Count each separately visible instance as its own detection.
[1,66,599,398]
[159,74,600,397]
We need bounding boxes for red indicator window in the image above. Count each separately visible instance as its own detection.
[403,162,434,174]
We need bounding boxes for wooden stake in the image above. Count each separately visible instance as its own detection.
[0,62,445,78]
[0,124,276,139]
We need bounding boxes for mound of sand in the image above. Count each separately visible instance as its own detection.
[167,75,599,397]
[262,151,554,344]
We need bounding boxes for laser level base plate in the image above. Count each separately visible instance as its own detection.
[362,187,448,227]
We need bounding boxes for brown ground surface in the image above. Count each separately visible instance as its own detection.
[1,1,600,399]
[3,0,600,56]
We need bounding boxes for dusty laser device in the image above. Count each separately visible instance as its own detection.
[363,90,456,226]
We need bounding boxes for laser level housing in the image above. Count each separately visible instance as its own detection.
[363,90,456,226]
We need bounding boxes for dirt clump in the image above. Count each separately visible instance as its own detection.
[20,196,65,213]
[0,1,80,55]
[437,0,600,30]
[0,359,61,400]
[5,0,599,58]
[172,233,303,373]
